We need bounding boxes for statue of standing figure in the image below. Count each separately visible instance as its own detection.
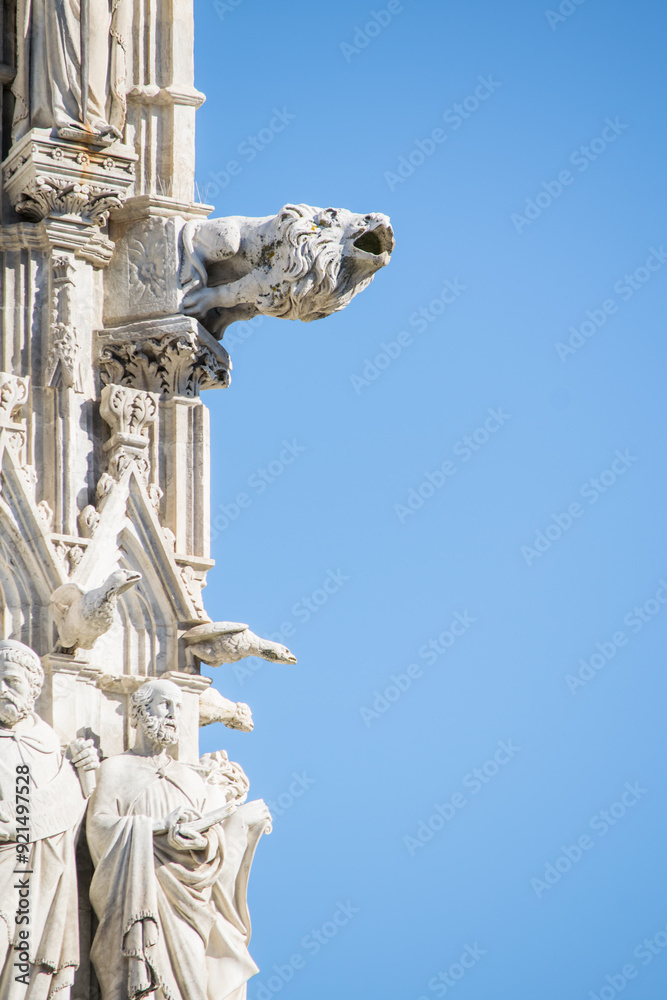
[0,639,99,1000]
[12,0,130,143]
[87,679,272,1000]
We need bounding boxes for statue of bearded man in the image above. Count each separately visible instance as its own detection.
[87,679,272,1000]
[12,0,130,142]
[0,639,99,1000]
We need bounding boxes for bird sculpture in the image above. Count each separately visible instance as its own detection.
[182,621,297,667]
[51,569,142,650]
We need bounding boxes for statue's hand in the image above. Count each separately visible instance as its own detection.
[68,738,100,772]
[182,284,218,316]
[0,803,16,843]
[238,798,273,835]
[161,807,208,851]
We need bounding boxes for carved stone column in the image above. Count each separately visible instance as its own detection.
[122,0,209,217]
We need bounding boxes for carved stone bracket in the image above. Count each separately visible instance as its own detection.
[1,130,137,265]
[3,129,136,221]
[97,315,231,398]
[99,384,160,490]
[13,176,124,226]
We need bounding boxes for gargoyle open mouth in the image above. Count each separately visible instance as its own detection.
[353,224,395,256]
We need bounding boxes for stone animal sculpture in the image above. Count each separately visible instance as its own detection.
[183,621,297,667]
[198,687,254,731]
[180,203,394,338]
[51,569,142,650]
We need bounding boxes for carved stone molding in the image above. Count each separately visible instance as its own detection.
[180,564,207,619]
[0,373,30,470]
[2,129,136,221]
[45,257,83,391]
[0,372,29,425]
[97,315,231,398]
[0,222,52,252]
[78,505,101,538]
[52,534,88,576]
[100,383,158,439]
[2,130,136,265]
[99,383,159,489]
[14,176,124,226]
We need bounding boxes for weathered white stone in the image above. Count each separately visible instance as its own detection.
[0,640,99,999]
[183,620,298,667]
[12,0,130,140]
[0,1,395,995]
[51,568,142,650]
[87,679,270,1000]
[199,686,254,731]
[181,203,395,338]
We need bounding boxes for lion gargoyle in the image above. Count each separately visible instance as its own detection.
[180,204,395,338]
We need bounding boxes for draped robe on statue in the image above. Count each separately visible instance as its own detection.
[0,714,86,1000]
[12,0,129,141]
[87,752,265,1000]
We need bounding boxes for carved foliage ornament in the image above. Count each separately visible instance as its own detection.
[0,373,30,473]
[0,373,29,425]
[100,384,157,440]
[98,385,160,504]
[99,330,231,398]
[14,176,125,226]
[46,257,83,391]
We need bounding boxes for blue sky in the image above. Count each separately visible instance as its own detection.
[192,2,667,998]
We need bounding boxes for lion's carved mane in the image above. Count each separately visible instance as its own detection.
[180,204,394,338]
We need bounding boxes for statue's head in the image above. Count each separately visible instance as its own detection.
[130,679,182,747]
[0,640,44,727]
[263,204,395,325]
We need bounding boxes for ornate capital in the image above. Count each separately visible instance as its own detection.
[3,130,136,220]
[97,315,231,398]
[99,384,159,489]
[100,384,158,439]
[1,130,137,264]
